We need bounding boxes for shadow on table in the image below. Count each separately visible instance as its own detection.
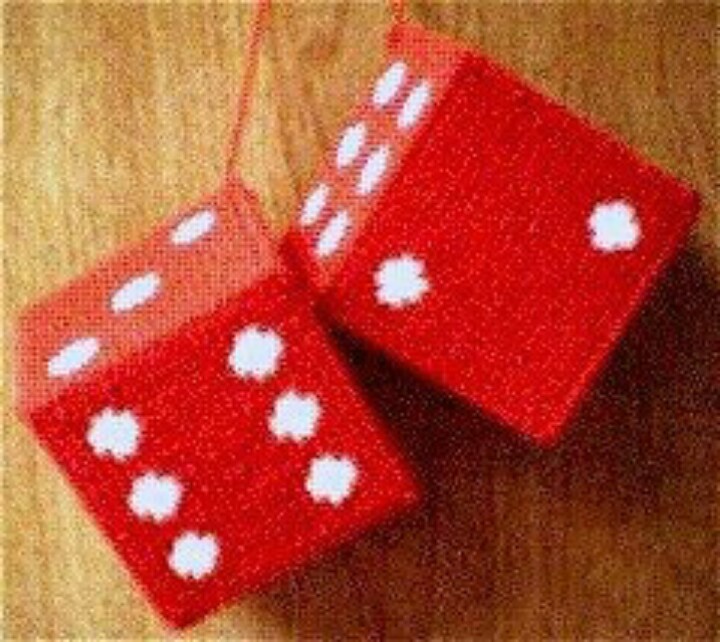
[234,247,719,640]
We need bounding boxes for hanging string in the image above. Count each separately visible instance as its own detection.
[390,0,408,24]
[223,0,272,184]
[223,0,409,185]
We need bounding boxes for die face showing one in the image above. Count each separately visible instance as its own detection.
[16,185,418,627]
[284,24,700,443]
[17,180,281,421]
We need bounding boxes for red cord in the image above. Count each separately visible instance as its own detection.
[390,0,407,24]
[223,0,272,184]
[223,0,409,185]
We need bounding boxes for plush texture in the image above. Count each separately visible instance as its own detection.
[283,22,700,444]
[15,181,418,628]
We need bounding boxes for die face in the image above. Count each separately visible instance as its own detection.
[17,179,417,626]
[28,274,418,627]
[283,25,465,291]
[285,25,699,443]
[16,179,282,419]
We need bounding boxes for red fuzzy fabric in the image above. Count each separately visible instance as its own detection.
[283,23,700,444]
[15,181,418,627]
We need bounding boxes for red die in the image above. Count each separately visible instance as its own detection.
[283,23,700,444]
[15,179,417,627]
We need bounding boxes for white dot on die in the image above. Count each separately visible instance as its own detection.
[168,531,219,580]
[398,80,432,130]
[305,455,358,506]
[589,200,641,252]
[336,122,366,169]
[300,183,329,227]
[373,60,407,108]
[357,145,390,196]
[170,209,216,246]
[228,325,284,381]
[47,337,100,378]
[110,272,161,313]
[128,472,182,522]
[269,390,321,443]
[375,254,430,309]
[314,210,351,259]
[87,408,141,461]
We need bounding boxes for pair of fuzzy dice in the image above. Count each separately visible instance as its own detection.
[16,180,417,627]
[285,23,699,444]
[16,17,700,631]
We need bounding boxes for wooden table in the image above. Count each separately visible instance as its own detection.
[4,2,718,639]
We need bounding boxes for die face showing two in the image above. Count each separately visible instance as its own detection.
[284,23,700,443]
[15,183,417,627]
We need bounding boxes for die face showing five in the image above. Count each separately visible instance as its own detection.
[284,24,699,443]
[16,185,417,627]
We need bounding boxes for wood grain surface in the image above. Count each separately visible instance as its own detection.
[3,1,718,639]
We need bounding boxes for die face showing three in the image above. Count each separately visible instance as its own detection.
[15,183,418,627]
[284,23,700,444]
[17,181,281,421]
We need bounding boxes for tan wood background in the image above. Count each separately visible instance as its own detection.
[3,1,718,639]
